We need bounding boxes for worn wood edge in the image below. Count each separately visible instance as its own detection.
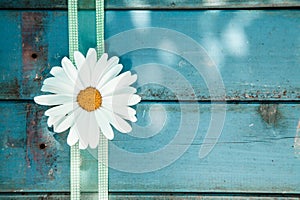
[0,192,300,199]
[0,0,300,10]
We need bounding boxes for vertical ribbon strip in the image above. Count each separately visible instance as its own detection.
[68,0,80,199]
[96,1,109,199]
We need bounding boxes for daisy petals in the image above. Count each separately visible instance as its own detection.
[92,53,108,85]
[74,51,85,70]
[98,71,130,91]
[50,66,63,76]
[86,48,97,69]
[94,112,114,140]
[102,94,141,106]
[102,102,136,118]
[75,111,91,149]
[54,111,76,133]
[97,108,132,133]
[47,114,64,127]
[88,115,99,149]
[97,64,123,88]
[128,94,141,106]
[79,140,88,149]
[100,86,137,97]
[34,95,73,106]
[78,58,93,88]
[61,57,77,82]
[45,102,76,117]
[67,126,79,146]
[118,113,137,123]
[106,56,119,71]
[41,81,74,95]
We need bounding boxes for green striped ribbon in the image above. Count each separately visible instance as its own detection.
[96,1,109,199]
[68,0,80,199]
[68,0,108,199]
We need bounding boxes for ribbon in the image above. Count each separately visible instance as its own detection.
[96,1,109,199]
[68,0,80,199]
[68,0,108,199]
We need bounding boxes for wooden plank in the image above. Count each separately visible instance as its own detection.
[0,0,300,10]
[0,10,300,101]
[1,193,300,200]
[1,102,300,193]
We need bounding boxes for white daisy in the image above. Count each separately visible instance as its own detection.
[34,48,141,149]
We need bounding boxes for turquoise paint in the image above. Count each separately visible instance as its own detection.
[0,102,300,192]
[0,6,300,198]
[0,10,299,100]
[1,0,300,9]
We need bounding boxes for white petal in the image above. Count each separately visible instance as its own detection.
[74,51,85,70]
[67,125,79,146]
[124,74,137,86]
[41,85,73,96]
[112,112,137,123]
[99,72,137,94]
[61,57,77,82]
[50,66,63,76]
[100,87,137,97]
[41,78,75,95]
[50,65,84,91]
[78,60,91,88]
[92,53,108,85]
[79,140,88,149]
[128,115,137,122]
[94,56,119,84]
[45,102,77,116]
[86,48,97,70]
[49,68,75,86]
[96,108,132,133]
[97,71,130,91]
[118,114,137,123]
[102,94,141,106]
[34,95,73,106]
[61,57,85,89]
[128,94,141,105]
[47,114,65,127]
[87,114,100,149]
[54,110,77,133]
[102,102,136,118]
[94,112,114,140]
[106,56,119,70]
[75,110,90,149]
[96,64,123,88]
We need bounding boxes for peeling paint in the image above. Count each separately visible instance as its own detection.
[21,12,48,97]
[258,104,279,125]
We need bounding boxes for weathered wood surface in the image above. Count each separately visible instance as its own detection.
[1,6,300,199]
[1,192,300,200]
[1,102,300,193]
[0,10,300,101]
[1,0,300,10]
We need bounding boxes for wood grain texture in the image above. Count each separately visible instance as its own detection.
[0,10,300,101]
[1,6,300,199]
[0,0,300,10]
[0,102,299,193]
[1,193,300,200]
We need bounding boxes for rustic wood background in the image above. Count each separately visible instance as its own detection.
[0,0,300,199]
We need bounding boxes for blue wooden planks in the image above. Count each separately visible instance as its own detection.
[0,10,299,100]
[1,0,300,9]
[0,5,300,199]
[0,102,300,193]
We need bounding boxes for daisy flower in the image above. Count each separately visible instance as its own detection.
[34,48,141,149]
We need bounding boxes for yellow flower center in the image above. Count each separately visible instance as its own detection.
[77,87,102,112]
